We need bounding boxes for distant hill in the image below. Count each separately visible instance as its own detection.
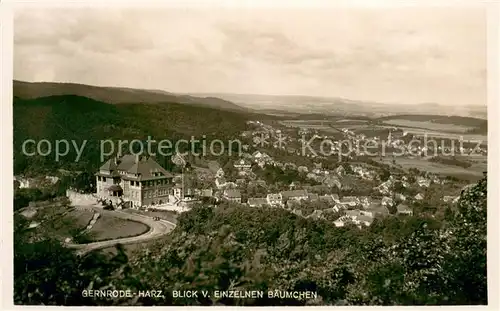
[375,114,487,127]
[13,95,257,175]
[194,93,487,119]
[13,80,248,112]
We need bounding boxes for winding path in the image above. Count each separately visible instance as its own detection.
[65,206,176,256]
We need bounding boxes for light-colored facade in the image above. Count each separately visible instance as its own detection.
[95,155,174,208]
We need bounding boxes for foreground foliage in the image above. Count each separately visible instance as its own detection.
[14,176,487,306]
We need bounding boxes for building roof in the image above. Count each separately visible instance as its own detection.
[267,193,282,199]
[200,189,213,197]
[365,203,390,215]
[234,158,252,168]
[308,193,319,201]
[281,190,308,199]
[345,210,362,217]
[397,204,413,213]
[319,195,335,203]
[247,198,268,206]
[98,155,173,181]
[224,189,241,198]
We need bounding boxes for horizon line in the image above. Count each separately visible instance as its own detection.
[13,78,486,108]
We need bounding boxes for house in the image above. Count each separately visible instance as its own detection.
[308,193,319,201]
[414,193,424,200]
[363,203,390,217]
[45,176,60,184]
[323,176,342,189]
[344,209,362,218]
[335,165,346,176]
[235,178,246,186]
[288,181,298,190]
[358,196,370,207]
[306,173,319,181]
[381,196,394,207]
[334,216,349,227]
[417,177,431,188]
[281,190,308,202]
[95,154,174,208]
[396,204,413,216]
[312,168,322,175]
[223,189,242,203]
[14,176,32,189]
[298,166,309,173]
[252,151,264,159]
[255,179,266,187]
[331,194,340,203]
[319,195,336,205]
[357,215,375,226]
[341,196,359,207]
[376,183,391,195]
[216,168,225,178]
[307,209,324,220]
[247,198,268,207]
[198,188,213,198]
[234,159,252,175]
[266,193,283,207]
[334,203,349,211]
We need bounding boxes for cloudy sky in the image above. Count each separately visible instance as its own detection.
[14,7,486,106]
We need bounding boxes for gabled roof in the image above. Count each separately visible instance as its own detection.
[397,204,412,213]
[345,210,361,217]
[98,155,173,181]
[127,157,173,181]
[281,190,308,199]
[99,158,119,171]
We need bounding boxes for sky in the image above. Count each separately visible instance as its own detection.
[14,6,487,106]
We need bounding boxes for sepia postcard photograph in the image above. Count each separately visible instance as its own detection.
[3,0,497,307]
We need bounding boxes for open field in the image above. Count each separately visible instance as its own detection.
[375,156,485,180]
[88,215,150,242]
[382,119,475,133]
[336,119,369,124]
[381,126,487,143]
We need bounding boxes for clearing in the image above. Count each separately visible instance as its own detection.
[88,215,150,242]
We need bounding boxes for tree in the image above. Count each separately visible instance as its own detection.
[380,169,390,182]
